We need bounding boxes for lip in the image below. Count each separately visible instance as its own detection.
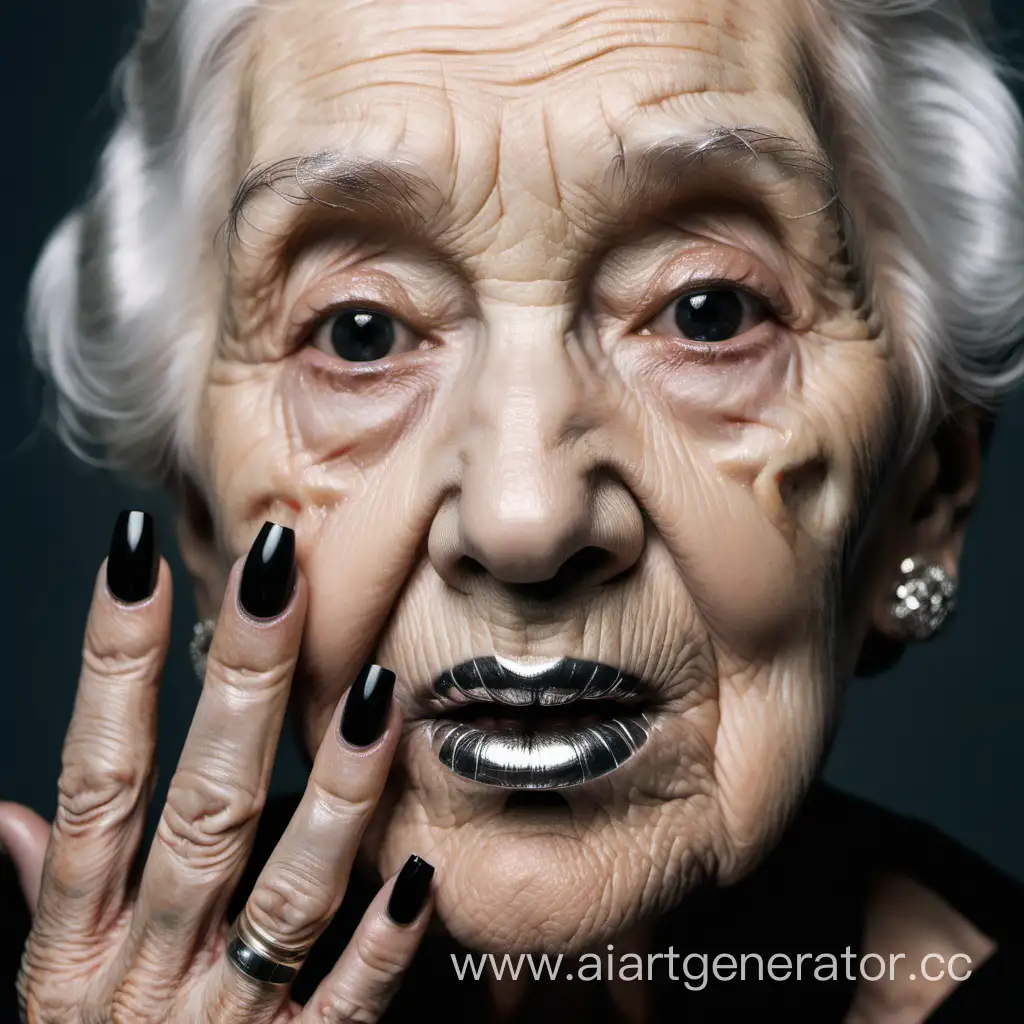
[427,656,652,789]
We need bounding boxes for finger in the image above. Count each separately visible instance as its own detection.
[126,522,304,985]
[37,510,168,942]
[300,854,435,1024]
[209,665,402,1022]
[0,803,51,914]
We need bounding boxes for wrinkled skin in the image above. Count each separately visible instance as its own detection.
[0,1,1001,1020]
[4,4,995,1019]
[0,0,999,1020]
[169,0,984,964]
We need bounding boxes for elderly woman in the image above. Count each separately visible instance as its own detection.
[2,0,1023,1019]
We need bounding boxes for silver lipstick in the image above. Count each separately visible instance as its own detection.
[428,657,651,789]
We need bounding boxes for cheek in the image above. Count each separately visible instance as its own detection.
[198,323,896,896]
[613,332,893,859]
[204,350,444,544]
[285,352,439,479]
[202,352,454,726]
[612,331,893,663]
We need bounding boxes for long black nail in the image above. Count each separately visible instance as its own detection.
[239,522,296,619]
[107,510,158,603]
[387,855,434,925]
[340,664,396,747]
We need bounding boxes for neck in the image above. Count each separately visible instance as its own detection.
[844,872,995,1023]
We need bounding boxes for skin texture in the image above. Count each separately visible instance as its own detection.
[1,0,995,1021]
[204,0,897,955]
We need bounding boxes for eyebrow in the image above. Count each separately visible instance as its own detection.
[618,124,842,222]
[226,151,442,243]
[225,124,847,258]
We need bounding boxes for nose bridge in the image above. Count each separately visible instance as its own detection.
[472,309,579,453]
[456,309,592,582]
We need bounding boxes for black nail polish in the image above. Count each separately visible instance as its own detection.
[387,855,434,926]
[340,664,396,747]
[239,522,296,619]
[106,510,158,603]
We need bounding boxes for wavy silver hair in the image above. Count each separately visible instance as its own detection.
[26,0,1024,485]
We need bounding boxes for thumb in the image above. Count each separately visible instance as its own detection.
[0,802,51,915]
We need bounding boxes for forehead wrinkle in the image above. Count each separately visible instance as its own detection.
[286,45,751,116]
[234,1,814,244]
[224,6,851,295]
[511,120,846,272]
[222,124,849,303]
[254,0,758,95]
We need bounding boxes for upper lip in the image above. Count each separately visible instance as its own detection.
[426,655,647,715]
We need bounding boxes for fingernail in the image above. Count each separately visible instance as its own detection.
[387,854,434,925]
[106,510,158,603]
[239,522,296,619]
[339,664,396,748]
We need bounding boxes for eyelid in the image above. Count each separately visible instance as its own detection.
[666,268,793,322]
[293,297,423,353]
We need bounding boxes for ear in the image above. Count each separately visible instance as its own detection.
[172,473,229,622]
[855,407,987,674]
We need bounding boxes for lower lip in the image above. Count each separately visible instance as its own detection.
[429,713,651,789]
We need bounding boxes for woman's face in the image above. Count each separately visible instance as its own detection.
[195,0,902,953]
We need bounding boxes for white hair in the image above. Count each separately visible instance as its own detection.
[26,0,1024,484]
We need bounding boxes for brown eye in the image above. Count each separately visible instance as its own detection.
[645,288,772,343]
[311,308,416,362]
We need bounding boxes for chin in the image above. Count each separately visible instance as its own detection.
[375,799,671,954]
[363,713,725,955]
[344,653,827,954]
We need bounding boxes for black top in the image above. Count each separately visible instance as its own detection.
[2,783,1022,1021]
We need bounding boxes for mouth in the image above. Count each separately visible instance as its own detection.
[426,656,652,789]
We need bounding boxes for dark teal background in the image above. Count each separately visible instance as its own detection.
[2,4,1022,879]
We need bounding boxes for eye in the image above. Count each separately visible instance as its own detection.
[642,286,774,343]
[309,307,417,362]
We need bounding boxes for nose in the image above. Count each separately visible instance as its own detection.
[428,327,644,602]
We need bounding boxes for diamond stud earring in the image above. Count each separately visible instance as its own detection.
[888,557,958,641]
[189,617,217,681]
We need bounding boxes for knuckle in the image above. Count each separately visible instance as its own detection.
[109,970,176,1024]
[248,862,336,946]
[352,926,410,982]
[16,991,67,1024]
[81,635,161,685]
[306,928,409,1023]
[56,751,148,835]
[308,779,376,826]
[198,980,268,1024]
[15,962,44,1024]
[17,958,89,1024]
[307,978,384,1024]
[203,658,292,705]
[156,766,264,870]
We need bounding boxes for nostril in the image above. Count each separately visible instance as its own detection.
[457,555,488,578]
[507,546,613,603]
[561,545,614,585]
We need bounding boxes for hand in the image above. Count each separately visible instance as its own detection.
[0,511,433,1023]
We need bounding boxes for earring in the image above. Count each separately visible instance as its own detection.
[189,617,217,681]
[888,556,958,641]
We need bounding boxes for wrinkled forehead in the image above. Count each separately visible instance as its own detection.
[240,0,818,214]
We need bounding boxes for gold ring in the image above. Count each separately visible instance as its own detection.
[225,908,309,986]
